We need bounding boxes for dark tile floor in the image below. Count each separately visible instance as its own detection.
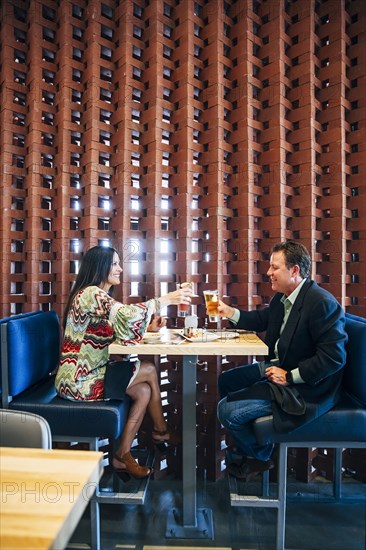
[67,473,366,550]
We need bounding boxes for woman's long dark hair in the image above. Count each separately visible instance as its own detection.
[63,246,117,328]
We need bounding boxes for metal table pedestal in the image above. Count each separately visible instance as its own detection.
[166,355,214,540]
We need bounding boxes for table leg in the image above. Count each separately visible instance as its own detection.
[182,354,197,526]
[166,355,214,539]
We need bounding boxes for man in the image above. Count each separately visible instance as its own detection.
[216,241,347,480]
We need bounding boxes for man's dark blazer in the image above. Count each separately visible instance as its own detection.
[230,279,348,432]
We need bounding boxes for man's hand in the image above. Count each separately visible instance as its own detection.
[217,300,236,319]
[265,366,288,385]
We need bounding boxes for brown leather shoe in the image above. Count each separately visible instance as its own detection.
[152,425,181,451]
[226,457,274,481]
[112,452,153,482]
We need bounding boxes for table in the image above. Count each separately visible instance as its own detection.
[0,447,103,550]
[110,329,268,539]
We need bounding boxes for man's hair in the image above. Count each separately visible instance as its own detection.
[272,241,311,278]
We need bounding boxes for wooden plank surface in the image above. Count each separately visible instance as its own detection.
[0,447,103,550]
[109,330,268,357]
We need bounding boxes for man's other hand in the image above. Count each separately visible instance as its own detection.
[265,366,288,385]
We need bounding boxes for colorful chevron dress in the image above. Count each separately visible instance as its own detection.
[55,285,156,401]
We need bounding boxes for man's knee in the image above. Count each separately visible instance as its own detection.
[217,397,228,426]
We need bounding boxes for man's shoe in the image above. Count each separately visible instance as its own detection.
[225,448,245,466]
[226,457,274,481]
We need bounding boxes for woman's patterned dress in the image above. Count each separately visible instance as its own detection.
[55,285,156,401]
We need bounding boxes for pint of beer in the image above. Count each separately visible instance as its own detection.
[177,282,193,317]
[203,290,220,322]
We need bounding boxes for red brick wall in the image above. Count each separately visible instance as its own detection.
[1,0,365,480]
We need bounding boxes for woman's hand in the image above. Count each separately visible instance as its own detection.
[148,316,166,332]
[159,286,193,308]
[217,300,236,319]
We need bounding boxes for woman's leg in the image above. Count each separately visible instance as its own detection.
[128,360,167,433]
[113,361,174,476]
[113,381,151,467]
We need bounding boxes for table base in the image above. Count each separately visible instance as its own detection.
[165,507,214,539]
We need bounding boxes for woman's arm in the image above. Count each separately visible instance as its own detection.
[111,285,193,344]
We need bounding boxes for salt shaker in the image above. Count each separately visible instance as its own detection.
[184,311,198,337]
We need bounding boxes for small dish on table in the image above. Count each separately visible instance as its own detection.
[179,329,219,343]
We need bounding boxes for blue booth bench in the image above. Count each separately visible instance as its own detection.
[0,310,151,550]
[228,313,366,550]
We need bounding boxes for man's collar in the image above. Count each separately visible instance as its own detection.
[281,278,307,305]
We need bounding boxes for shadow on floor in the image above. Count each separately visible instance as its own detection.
[68,475,366,550]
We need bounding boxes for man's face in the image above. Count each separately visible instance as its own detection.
[267,251,296,295]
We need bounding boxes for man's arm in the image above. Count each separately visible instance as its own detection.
[297,299,347,385]
[217,300,270,333]
[263,300,346,387]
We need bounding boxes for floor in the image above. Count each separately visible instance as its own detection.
[67,470,366,550]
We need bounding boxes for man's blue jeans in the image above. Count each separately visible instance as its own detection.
[217,362,274,461]
[217,396,274,460]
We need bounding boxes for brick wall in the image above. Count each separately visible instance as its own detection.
[1,0,365,480]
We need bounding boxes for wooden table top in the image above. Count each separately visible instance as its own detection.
[0,447,103,550]
[109,329,268,356]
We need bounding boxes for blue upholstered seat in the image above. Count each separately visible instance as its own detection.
[253,313,366,446]
[1,310,130,439]
[0,311,43,397]
[255,393,366,445]
[0,310,142,550]
[230,313,366,550]
[10,375,129,439]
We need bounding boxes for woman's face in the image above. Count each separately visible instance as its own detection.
[106,252,122,288]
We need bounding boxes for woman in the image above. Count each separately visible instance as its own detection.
[55,245,193,481]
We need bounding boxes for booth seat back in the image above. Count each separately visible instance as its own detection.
[345,312,366,324]
[246,312,366,550]
[0,311,148,550]
[0,311,43,395]
[343,314,366,408]
[253,314,366,447]
[1,310,131,441]
[1,310,60,401]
